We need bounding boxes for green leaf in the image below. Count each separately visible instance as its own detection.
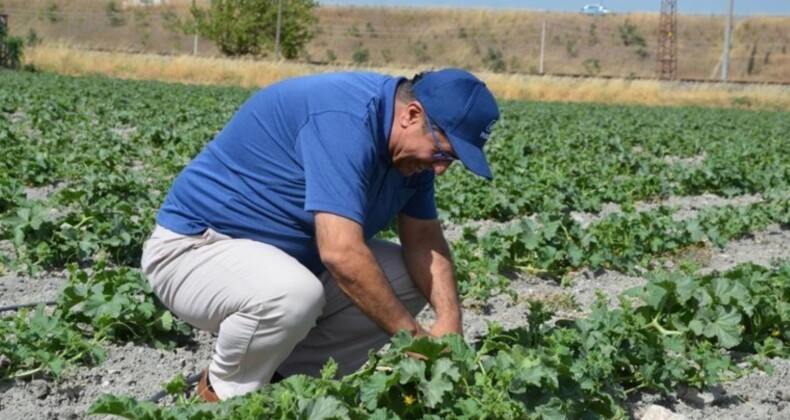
[398,357,425,384]
[693,306,742,348]
[159,311,173,331]
[359,371,390,411]
[163,372,189,395]
[303,396,348,419]
[419,358,460,408]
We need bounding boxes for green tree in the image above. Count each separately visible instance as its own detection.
[188,0,317,58]
[0,21,24,69]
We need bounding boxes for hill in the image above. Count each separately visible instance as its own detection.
[1,0,788,83]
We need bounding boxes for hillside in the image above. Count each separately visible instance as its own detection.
[1,0,788,83]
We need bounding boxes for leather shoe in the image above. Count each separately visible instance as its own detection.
[197,369,220,403]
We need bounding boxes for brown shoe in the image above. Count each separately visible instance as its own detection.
[197,369,220,403]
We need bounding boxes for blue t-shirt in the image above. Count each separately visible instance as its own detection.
[156,72,437,274]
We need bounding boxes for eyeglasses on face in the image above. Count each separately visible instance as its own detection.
[425,115,457,162]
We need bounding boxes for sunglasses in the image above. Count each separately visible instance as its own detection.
[425,115,457,161]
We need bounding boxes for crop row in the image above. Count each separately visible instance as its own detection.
[1,197,786,381]
[455,194,789,300]
[0,262,190,381]
[2,71,789,226]
[88,262,789,418]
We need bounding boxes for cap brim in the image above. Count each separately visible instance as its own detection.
[447,133,493,180]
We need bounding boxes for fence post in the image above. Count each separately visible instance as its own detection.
[0,14,9,68]
[539,21,546,75]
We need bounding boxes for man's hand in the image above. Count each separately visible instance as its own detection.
[429,316,463,337]
[398,214,463,337]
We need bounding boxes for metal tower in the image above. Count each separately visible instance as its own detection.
[657,0,678,80]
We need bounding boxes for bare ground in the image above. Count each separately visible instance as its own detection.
[0,194,788,419]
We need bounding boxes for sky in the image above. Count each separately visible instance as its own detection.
[319,1,790,16]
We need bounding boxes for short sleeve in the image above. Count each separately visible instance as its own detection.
[298,112,375,225]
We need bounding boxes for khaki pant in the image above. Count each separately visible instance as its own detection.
[141,225,427,399]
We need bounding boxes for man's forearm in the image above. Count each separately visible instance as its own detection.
[402,236,462,334]
[323,242,424,336]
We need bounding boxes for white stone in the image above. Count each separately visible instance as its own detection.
[640,404,685,420]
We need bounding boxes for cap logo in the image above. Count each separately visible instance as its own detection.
[480,119,498,140]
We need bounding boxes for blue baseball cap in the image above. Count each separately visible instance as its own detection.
[413,68,500,180]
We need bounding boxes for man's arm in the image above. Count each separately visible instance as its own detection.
[397,214,462,336]
[314,212,428,337]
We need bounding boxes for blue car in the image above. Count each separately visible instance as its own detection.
[581,4,611,15]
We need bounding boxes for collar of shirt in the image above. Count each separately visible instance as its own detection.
[377,76,405,162]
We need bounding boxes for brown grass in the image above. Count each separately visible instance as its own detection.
[24,44,790,111]
[3,2,788,83]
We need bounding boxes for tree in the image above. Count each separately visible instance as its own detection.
[0,21,24,69]
[188,0,317,58]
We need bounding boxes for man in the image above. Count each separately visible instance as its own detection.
[141,68,499,401]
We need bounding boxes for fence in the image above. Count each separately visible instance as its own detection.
[1,7,788,83]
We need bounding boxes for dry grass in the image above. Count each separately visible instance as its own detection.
[4,2,788,83]
[24,44,790,111]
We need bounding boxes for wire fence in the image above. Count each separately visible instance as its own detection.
[2,6,788,82]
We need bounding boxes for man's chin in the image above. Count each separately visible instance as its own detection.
[394,166,415,177]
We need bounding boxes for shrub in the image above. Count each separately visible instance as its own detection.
[483,47,506,73]
[380,48,392,64]
[365,21,376,38]
[409,39,429,63]
[587,23,599,46]
[106,1,126,27]
[619,20,646,47]
[40,3,61,24]
[583,58,601,75]
[565,38,578,57]
[351,45,369,64]
[347,25,361,38]
[26,28,41,47]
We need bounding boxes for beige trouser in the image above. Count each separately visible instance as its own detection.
[140,225,427,399]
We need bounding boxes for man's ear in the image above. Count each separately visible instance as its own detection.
[401,101,424,127]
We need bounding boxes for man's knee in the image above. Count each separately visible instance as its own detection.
[243,278,325,333]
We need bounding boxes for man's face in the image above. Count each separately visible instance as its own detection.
[391,114,458,178]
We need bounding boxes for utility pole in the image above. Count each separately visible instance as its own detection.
[657,0,678,80]
[274,0,283,59]
[721,0,734,81]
